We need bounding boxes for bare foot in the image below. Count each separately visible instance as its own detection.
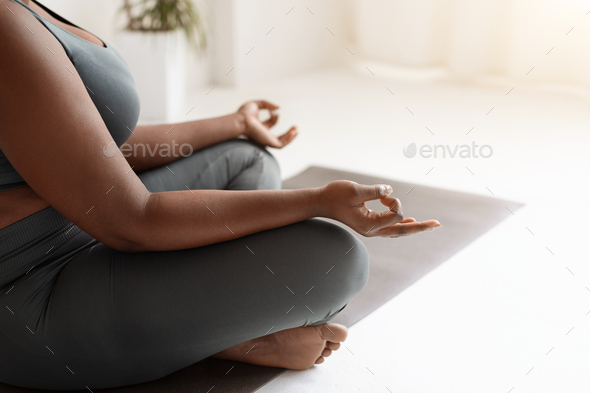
[212,323,348,370]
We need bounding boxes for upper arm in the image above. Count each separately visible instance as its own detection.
[0,1,149,249]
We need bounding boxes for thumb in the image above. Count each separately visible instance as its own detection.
[356,183,393,201]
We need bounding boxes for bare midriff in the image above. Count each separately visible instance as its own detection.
[0,187,50,230]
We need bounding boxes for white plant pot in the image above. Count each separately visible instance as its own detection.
[114,30,187,123]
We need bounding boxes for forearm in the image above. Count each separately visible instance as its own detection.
[119,187,321,252]
[124,113,245,171]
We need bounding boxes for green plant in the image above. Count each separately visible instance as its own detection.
[121,0,207,53]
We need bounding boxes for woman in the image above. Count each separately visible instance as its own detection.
[0,0,441,390]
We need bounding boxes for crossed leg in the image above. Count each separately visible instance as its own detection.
[0,139,369,390]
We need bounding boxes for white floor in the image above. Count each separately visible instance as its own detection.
[185,65,590,392]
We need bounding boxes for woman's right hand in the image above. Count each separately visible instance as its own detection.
[317,180,441,238]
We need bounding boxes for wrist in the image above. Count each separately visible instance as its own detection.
[232,112,247,136]
[312,186,326,218]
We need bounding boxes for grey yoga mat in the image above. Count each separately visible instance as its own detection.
[0,166,523,393]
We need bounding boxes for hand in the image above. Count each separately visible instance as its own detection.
[236,100,298,148]
[318,180,441,238]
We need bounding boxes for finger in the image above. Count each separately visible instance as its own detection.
[326,342,341,351]
[366,208,405,234]
[275,126,298,148]
[375,220,441,238]
[357,195,405,235]
[250,122,283,148]
[354,183,393,202]
[400,217,416,223]
[262,111,279,128]
[322,348,332,357]
[254,100,280,110]
[380,195,403,215]
[315,356,325,365]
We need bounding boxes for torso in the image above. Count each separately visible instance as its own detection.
[0,0,104,230]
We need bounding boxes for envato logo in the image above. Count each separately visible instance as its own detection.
[103,141,193,158]
[403,142,493,158]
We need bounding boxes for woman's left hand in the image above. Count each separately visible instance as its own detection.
[236,100,298,148]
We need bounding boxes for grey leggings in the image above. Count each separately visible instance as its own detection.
[0,139,370,391]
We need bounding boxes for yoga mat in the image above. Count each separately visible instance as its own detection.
[0,166,523,393]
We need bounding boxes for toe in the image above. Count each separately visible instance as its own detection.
[315,356,325,365]
[322,348,332,357]
[327,342,341,351]
[320,323,348,343]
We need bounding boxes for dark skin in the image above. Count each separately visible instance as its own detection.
[0,0,441,370]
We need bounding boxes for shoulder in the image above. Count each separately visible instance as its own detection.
[0,0,75,107]
[0,1,36,41]
[0,0,61,60]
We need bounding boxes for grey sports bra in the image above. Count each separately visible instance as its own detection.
[0,0,140,191]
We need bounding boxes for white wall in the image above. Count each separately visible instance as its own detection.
[42,0,211,90]
[42,0,121,44]
[351,0,447,67]
[41,0,353,89]
[211,0,351,87]
[37,0,590,89]
[350,0,590,87]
